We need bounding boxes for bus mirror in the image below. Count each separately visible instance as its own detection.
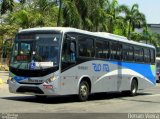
[65,34,75,41]
[70,42,75,53]
[65,34,70,40]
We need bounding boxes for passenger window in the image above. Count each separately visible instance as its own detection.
[110,42,122,60]
[150,49,155,64]
[96,40,103,58]
[144,49,150,63]
[62,35,76,62]
[103,41,110,59]
[96,40,109,59]
[61,34,77,71]
[134,47,144,63]
[78,36,94,57]
[123,45,134,61]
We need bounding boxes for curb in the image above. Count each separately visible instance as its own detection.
[0,78,3,84]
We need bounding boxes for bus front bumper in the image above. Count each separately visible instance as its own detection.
[8,81,59,96]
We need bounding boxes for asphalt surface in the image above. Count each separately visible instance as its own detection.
[1,72,160,119]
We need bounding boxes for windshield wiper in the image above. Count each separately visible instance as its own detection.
[32,49,43,70]
[16,62,23,70]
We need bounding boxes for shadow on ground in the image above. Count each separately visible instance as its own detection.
[1,92,153,104]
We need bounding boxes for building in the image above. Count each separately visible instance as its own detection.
[147,24,160,56]
[135,24,160,34]
[147,24,160,34]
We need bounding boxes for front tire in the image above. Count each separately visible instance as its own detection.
[78,81,89,102]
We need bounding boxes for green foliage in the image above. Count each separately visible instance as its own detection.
[0,24,18,57]
[0,0,159,57]
[1,0,14,14]
[122,3,146,39]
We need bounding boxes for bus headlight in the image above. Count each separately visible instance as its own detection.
[11,78,16,83]
[8,77,12,80]
[7,76,12,84]
[45,76,56,83]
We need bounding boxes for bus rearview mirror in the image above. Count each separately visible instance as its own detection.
[70,42,75,53]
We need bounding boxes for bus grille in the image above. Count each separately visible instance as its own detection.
[17,86,44,94]
[18,82,42,85]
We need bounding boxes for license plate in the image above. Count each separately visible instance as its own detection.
[28,79,43,83]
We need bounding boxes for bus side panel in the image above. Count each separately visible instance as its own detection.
[118,74,131,91]
[138,64,156,89]
[91,61,118,93]
[117,62,156,91]
[60,66,79,95]
[59,60,156,95]
[137,77,155,89]
[60,60,120,95]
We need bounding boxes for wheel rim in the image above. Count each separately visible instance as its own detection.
[80,84,88,98]
[132,86,136,94]
[131,81,137,94]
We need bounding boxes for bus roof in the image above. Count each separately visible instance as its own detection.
[19,27,155,49]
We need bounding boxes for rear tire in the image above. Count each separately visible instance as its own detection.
[130,79,138,96]
[78,81,89,102]
[122,79,138,96]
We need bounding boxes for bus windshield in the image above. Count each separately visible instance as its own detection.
[10,33,61,70]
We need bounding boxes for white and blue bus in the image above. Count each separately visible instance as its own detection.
[8,27,156,101]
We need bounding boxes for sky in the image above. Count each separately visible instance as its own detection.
[118,0,160,24]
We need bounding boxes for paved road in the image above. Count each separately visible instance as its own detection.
[1,72,160,118]
[0,71,8,84]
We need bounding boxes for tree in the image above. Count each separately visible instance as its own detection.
[1,0,14,14]
[87,0,108,31]
[19,0,26,4]
[105,0,126,33]
[59,0,108,31]
[123,4,146,39]
[0,24,18,57]
[62,0,81,28]
[74,0,90,29]
[57,0,62,26]
[6,0,58,28]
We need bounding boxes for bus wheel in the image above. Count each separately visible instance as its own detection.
[78,81,89,102]
[130,79,138,96]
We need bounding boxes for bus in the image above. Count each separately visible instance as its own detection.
[8,27,156,101]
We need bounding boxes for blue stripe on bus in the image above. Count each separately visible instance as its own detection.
[13,76,27,82]
[110,61,156,84]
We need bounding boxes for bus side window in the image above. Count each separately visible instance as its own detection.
[96,40,103,58]
[62,42,68,62]
[144,48,150,63]
[62,35,76,62]
[110,42,120,60]
[134,47,144,63]
[78,36,94,58]
[123,45,134,62]
[150,49,155,64]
